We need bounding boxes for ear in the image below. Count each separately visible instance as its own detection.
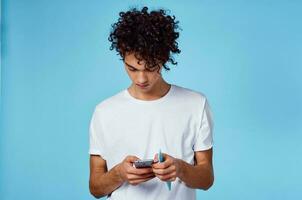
[157,65,163,75]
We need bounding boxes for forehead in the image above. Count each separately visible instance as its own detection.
[124,53,146,69]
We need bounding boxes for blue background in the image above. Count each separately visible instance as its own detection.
[1,0,302,199]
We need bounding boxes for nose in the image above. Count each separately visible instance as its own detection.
[137,71,148,84]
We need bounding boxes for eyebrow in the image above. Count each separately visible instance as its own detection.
[125,61,156,72]
[125,62,140,70]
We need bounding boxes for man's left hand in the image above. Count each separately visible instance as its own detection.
[151,153,182,182]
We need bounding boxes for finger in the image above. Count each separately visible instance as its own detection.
[127,172,155,181]
[128,167,154,175]
[152,159,172,169]
[129,175,156,185]
[156,172,176,181]
[153,164,175,175]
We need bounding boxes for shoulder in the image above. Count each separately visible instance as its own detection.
[93,89,126,114]
[172,84,208,106]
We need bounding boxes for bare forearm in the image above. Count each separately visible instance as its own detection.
[90,164,124,198]
[177,159,214,190]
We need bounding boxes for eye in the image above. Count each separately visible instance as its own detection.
[128,68,136,72]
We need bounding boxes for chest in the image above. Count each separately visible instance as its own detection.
[101,106,199,168]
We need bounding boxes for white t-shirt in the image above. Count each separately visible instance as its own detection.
[89,84,214,200]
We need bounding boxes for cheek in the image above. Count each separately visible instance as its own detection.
[151,73,161,82]
[127,72,135,80]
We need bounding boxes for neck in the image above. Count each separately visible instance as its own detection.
[128,79,171,101]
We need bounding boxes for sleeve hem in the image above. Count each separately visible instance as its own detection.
[88,149,106,159]
[193,143,213,152]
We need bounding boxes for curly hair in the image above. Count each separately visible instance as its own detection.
[108,6,181,72]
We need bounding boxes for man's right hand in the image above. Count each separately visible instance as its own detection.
[117,155,155,186]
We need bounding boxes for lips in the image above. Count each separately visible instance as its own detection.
[136,84,149,88]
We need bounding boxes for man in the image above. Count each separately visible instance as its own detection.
[89,6,214,199]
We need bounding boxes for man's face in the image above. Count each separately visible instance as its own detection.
[124,52,163,93]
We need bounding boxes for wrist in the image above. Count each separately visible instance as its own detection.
[176,158,185,179]
[114,163,124,183]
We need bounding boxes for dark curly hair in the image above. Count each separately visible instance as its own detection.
[108,6,181,72]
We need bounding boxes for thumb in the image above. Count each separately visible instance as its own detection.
[162,153,168,159]
[160,152,169,161]
[126,155,140,163]
[153,154,158,162]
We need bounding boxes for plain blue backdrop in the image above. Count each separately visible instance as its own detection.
[1,0,302,199]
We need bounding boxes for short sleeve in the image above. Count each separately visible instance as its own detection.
[88,107,107,159]
[193,98,214,151]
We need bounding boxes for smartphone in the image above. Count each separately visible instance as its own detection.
[133,159,155,168]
